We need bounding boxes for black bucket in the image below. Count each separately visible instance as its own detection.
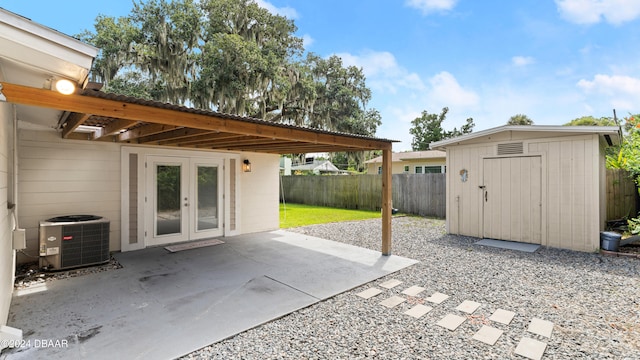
[600,231,621,252]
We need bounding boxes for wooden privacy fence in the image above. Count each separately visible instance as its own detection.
[280,174,446,218]
[606,169,638,220]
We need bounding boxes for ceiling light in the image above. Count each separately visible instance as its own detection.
[54,79,76,95]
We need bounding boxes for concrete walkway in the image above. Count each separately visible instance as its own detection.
[4,230,416,359]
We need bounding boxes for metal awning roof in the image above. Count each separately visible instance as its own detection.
[0,82,395,154]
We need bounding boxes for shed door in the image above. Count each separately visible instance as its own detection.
[482,156,542,244]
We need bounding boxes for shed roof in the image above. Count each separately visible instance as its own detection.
[430,125,621,149]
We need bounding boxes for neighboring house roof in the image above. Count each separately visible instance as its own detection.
[431,125,621,149]
[291,160,341,173]
[365,150,446,164]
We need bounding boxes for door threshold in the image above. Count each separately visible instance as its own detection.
[475,239,540,253]
[164,238,225,253]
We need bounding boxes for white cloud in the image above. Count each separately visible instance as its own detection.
[255,0,299,19]
[556,0,640,25]
[335,50,425,93]
[577,74,640,112]
[512,56,535,67]
[577,74,640,94]
[428,71,479,107]
[405,0,458,14]
[302,34,314,48]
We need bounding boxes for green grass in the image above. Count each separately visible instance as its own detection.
[279,203,381,228]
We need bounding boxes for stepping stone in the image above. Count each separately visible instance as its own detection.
[472,325,503,345]
[425,292,449,304]
[489,309,516,325]
[401,285,426,296]
[436,314,466,331]
[528,318,554,338]
[356,287,383,299]
[404,304,433,319]
[515,337,547,360]
[379,279,403,289]
[456,300,482,314]
[379,295,406,308]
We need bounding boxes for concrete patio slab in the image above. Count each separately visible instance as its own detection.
[456,300,482,314]
[472,325,503,346]
[436,314,466,331]
[356,287,383,299]
[379,295,406,309]
[489,309,516,325]
[515,337,547,360]
[528,318,554,338]
[4,230,416,360]
[379,279,402,289]
[401,285,425,296]
[425,292,449,304]
[404,304,432,319]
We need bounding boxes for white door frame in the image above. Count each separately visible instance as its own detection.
[121,146,240,252]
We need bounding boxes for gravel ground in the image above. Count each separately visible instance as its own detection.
[182,216,640,359]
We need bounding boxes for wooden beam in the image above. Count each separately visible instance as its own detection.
[1,82,394,151]
[158,132,242,146]
[139,128,215,144]
[381,148,392,255]
[62,112,90,138]
[97,119,139,138]
[118,124,181,142]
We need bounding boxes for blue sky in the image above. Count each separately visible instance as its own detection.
[1,0,639,150]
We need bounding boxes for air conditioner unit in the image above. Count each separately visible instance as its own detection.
[39,215,110,270]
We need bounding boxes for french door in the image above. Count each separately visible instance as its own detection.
[146,156,223,246]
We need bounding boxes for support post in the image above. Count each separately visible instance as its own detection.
[381,148,392,255]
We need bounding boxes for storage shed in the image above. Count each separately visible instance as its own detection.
[431,125,620,252]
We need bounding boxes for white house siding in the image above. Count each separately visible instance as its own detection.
[0,101,14,327]
[446,133,604,252]
[240,153,280,233]
[17,129,121,262]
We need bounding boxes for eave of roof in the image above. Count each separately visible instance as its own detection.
[430,125,621,149]
[0,82,397,154]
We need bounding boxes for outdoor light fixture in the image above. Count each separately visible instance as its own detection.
[54,79,76,95]
[242,159,252,172]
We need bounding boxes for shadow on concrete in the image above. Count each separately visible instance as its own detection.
[4,230,417,359]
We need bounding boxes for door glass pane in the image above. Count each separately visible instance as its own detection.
[156,165,181,235]
[197,166,218,231]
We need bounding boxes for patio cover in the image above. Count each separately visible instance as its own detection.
[0,82,396,254]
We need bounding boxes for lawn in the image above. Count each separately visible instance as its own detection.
[279,203,381,228]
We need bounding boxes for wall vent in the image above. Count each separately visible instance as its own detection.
[497,142,524,155]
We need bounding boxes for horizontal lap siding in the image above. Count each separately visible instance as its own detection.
[0,102,13,327]
[18,130,121,262]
